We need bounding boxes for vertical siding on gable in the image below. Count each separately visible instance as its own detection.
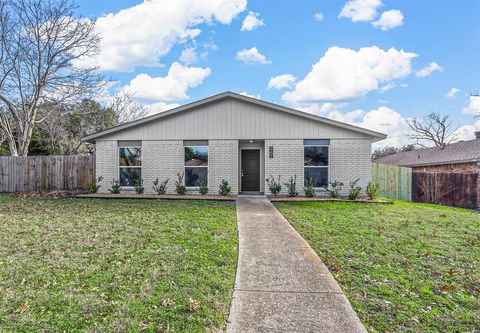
[97,99,373,141]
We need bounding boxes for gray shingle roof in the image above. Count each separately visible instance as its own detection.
[375,138,480,167]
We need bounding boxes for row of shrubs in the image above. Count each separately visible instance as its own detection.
[88,174,380,200]
[266,175,379,200]
[88,173,232,196]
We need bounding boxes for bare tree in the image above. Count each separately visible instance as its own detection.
[108,91,148,124]
[0,127,5,147]
[0,0,101,156]
[407,112,457,148]
[38,99,117,155]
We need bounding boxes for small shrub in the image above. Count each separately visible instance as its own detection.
[266,175,282,196]
[109,179,121,194]
[348,178,361,200]
[218,179,231,196]
[304,178,316,197]
[87,176,103,193]
[324,180,344,198]
[198,180,208,195]
[366,181,379,200]
[175,172,187,195]
[284,175,298,197]
[134,179,145,194]
[152,178,169,194]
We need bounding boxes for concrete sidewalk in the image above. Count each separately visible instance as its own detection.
[227,196,367,333]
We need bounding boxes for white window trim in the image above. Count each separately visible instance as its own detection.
[184,145,209,188]
[118,146,142,188]
[304,144,330,189]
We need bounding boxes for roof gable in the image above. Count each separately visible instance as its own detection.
[83,92,386,142]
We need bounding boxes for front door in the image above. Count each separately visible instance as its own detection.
[241,149,260,192]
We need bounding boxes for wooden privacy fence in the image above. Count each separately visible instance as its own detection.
[0,155,95,192]
[412,172,479,209]
[372,163,412,201]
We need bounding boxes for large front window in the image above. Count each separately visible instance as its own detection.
[304,140,329,188]
[184,144,208,187]
[119,146,141,186]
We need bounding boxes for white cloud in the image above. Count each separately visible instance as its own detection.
[294,102,341,114]
[415,62,442,77]
[372,9,404,30]
[282,46,417,103]
[235,47,271,65]
[144,101,181,114]
[328,106,410,148]
[462,95,480,115]
[83,0,246,72]
[239,91,261,99]
[268,74,297,89]
[179,48,198,65]
[453,120,480,141]
[122,62,211,103]
[328,109,366,123]
[379,81,397,92]
[445,87,460,98]
[241,11,265,31]
[314,12,324,21]
[339,0,383,22]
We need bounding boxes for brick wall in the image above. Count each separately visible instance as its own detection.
[142,140,183,194]
[95,140,118,193]
[330,139,372,195]
[97,140,239,195]
[263,139,372,196]
[264,140,304,195]
[209,140,238,195]
[96,138,374,197]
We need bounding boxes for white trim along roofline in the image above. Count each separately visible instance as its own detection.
[82,91,387,143]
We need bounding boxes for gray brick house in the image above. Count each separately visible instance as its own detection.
[83,92,386,195]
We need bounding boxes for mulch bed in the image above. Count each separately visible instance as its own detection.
[11,192,391,204]
[76,193,237,201]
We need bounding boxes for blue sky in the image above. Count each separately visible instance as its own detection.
[75,0,480,147]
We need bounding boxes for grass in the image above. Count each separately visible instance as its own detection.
[0,194,238,332]
[274,200,480,333]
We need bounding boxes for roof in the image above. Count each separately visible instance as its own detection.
[375,139,480,167]
[82,91,386,143]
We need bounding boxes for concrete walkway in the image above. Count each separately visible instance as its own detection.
[227,196,367,333]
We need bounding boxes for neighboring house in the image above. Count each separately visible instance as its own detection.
[375,134,480,208]
[83,92,386,195]
[375,134,480,172]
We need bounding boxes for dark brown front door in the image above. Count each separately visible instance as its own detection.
[241,149,260,192]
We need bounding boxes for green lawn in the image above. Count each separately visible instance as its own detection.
[0,194,238,332]
[274,201,480,333]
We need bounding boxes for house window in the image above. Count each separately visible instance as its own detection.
[119,143,141,187]
[184,141,208,187]
[304,139,329,188]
